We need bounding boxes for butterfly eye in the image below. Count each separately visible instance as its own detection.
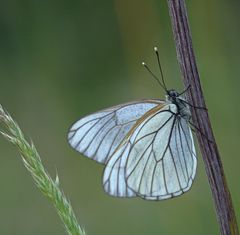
[168,90,179,98]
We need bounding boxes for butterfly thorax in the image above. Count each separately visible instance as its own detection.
[166,89,191,121]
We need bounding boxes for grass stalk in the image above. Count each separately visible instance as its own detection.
[0,105,86,235]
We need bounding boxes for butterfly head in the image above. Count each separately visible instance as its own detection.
[166,89,180,102]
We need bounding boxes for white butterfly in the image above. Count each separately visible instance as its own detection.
[68,47,197,200]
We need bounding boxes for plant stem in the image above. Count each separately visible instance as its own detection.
[168,0,239,235]
[0,105,85,235]
[167,1,239,235]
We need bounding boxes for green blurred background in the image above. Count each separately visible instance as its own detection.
[0,1,239,234]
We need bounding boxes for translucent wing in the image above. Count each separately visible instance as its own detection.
[68,99,164,164]
[103,141,137,197]
[103,103,197,199]
[126,103,197,200]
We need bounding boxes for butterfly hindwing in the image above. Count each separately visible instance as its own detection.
[125,103,197,200]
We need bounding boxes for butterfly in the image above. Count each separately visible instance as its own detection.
[67,47,197,200]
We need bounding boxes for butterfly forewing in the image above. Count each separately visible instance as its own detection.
[68,100,164,164]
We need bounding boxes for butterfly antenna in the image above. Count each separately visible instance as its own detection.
[142,61,166,91]
[154,46,167,91]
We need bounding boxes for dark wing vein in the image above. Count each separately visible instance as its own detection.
[82,115,115,154]
[124,105,197,199]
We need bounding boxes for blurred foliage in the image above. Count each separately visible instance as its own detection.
[0,1,239,235]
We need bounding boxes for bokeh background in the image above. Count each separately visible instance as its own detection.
[0,1,240,235]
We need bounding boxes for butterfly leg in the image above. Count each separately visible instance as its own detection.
[182,100,208,111]
[179,84,208,111]
[189,121,213,143]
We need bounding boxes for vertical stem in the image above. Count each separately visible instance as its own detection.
[167,1,239,235]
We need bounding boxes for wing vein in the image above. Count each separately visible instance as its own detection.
[174,120,187,182]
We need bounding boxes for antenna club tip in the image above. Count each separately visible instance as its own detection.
[141,61,146,66]
[154,46,158,52]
